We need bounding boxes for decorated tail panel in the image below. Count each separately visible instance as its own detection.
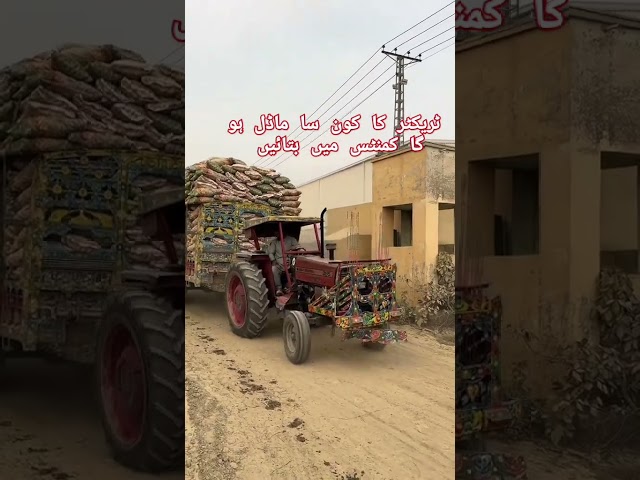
[308,260,407,344]
[185,201,274,291]
[1,150,184,354]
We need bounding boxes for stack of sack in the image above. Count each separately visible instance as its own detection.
[1,44,185,277]
[0,43,184,155]
[185,157,302,256]
[185,157,301,213]
[125,226,185,270]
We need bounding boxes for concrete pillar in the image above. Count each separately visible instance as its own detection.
[380,207,394,249]
[637,167,640,273]
[400,209,412,245]
[539,145,572,334]
[539,144,600,341]
[424,201,440,277]
[457,161,494,284]
[568,147,601,342]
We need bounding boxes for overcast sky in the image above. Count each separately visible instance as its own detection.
[1,1,184,71]
[186,0,455,185]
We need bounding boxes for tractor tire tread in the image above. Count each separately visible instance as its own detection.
[226,261,269,339]
[99,291,184,472]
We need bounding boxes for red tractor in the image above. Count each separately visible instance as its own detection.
[224,209,407,364]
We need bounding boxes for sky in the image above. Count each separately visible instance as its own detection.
[1,1,184,71]
[186,0,455,185]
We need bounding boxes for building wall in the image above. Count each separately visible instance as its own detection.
[297,161,373,248]
[371,145,455,300]
[439,207,455,247]
[324,203,373,261]
[456,15,640,392]
[601,167,636,251]
[297,161,373,216]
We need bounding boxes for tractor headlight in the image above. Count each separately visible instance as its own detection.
[291,257,296,267]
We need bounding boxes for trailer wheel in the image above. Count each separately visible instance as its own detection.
[283,310,311,365]
[96,291,184,472]
[225,261,269,338]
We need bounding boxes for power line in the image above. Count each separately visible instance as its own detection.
[260,26,453,168]
[156,44,184,65]
[260,59,396,168]
[258,57,393,167]
[170,54,184,67]
[265,49,379,145]
[267,41,454,171]
[406,27,452,52]
[415,35,455,56]
[394,14,453,50]
[256,3,453,167]
[257,56,391,166]
[384,2,453,45]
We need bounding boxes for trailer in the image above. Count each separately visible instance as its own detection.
[0,150,185,472]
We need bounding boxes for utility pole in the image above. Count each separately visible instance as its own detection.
[381,47,421,145]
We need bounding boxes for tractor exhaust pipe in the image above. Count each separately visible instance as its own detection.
[320,207,327,258]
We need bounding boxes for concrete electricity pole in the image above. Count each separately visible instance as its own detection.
[381,48,421,145]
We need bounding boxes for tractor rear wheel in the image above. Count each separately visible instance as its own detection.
[225,261,269,338]
[96,291,184,472]
[283,310,311,364]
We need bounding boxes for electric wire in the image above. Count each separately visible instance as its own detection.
[394,14,454,50]
[384,2,453,45]
[255,2,453,166]
[260,25,454,167]
[266,40,454,171]
[156,44,184,65]
[408,27,454,52]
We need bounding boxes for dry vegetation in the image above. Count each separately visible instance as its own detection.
[398,252,455,344]
[502,269,640,467]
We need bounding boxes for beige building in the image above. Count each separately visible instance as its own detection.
[456,7,640,388]
[298,140,455,299]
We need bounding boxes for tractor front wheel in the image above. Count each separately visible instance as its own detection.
[96,291,184,472]
[283,310,311,364]
[225,262,269,338]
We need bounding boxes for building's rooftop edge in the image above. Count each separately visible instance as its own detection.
[456,7,640,53]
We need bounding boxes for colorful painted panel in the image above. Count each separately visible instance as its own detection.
[186,201,276,291]
[456,452,527,479]
[39,154,120,265]
[456,286,503,417]
[343,328,408,344]
[308,262,401,330]
[201,203,236,253]
[455,401,520,438]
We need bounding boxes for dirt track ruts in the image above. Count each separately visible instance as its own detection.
[185,290,455,480]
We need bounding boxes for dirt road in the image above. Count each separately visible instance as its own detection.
[185,290,455,480]
[0,358,183,480]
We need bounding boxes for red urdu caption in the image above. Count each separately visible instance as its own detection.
[172,20,184,43]
[456,0,566,31]
[227,113,442,158]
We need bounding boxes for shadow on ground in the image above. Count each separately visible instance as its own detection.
[0,357,183,479]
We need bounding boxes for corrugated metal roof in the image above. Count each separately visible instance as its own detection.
[296,138,455,188]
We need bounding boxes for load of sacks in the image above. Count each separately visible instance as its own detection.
[1,44,185,277]
[0,43,184,155]
[185,157,302,214]
[185,157,302,256]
